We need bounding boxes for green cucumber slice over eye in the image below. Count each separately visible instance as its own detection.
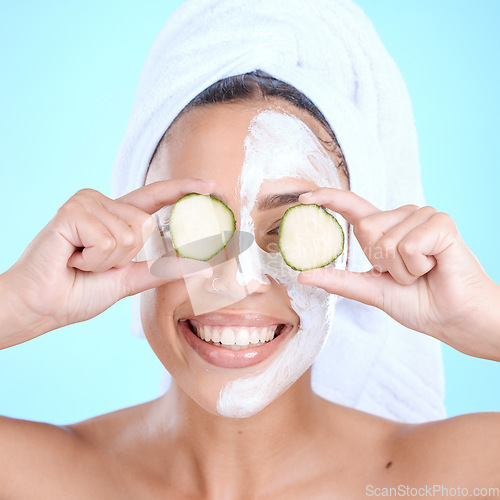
[169,193,236,261]
[278,204,344,271]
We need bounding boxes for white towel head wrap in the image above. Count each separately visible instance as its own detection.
[111,0,446,422]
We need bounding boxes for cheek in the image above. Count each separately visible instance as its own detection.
[141,283,187,362]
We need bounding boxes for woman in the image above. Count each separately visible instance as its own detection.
[1,2,499,499]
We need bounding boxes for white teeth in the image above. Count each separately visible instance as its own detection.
[258,328,266,343]
[266,327,274,341]
[249,328,260,344]
[220,327,235,345]
[191,323,280,349]
[259,327,274,343]
[212,328,221,343]
[201,326,209,341]
[235,327,250,346]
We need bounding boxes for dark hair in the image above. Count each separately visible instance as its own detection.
[154,69,348,180]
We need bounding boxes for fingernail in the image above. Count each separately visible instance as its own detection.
[199,180,216,194]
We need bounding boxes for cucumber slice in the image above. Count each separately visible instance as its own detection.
[169,193,236,261]
[278,204,344,271]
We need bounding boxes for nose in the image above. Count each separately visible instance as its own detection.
[185,253,268,315]
[183,230,273,315]
[205,254,269,296]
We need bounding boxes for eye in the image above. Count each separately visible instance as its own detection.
[266,224,280,236]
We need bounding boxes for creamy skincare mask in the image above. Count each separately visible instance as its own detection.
[141,109,346,418]
[217,109,347,417]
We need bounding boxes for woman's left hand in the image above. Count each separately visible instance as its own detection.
[297,188,500,361]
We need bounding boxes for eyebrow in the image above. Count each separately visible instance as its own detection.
[209,190,309,211]
[257,191,309,211]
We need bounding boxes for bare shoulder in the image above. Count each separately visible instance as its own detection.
[391,412,500,485]
[0,401,157,499]
[318,399,500,492]
[314,397,408,468]
[0,414,83,495]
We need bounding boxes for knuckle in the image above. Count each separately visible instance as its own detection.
[354,217,371,238]
[418,205,438,217]
[56,199,82,221]
[56,202,73,218]
[432,212,457,230]
[75,188,98,198]
[377,236,397,255]
[398,239,417,257]
[400,204,419,213]
[121,231,139,248]
[100,236,116,252]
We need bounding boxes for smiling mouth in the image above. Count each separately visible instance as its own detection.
[184,320,287,350]
[178,315,294,369]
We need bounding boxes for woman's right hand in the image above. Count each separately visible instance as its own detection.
[1,178,216,348]
[297,188,500,361]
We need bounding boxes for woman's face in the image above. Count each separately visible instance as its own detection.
[142,99,348,417]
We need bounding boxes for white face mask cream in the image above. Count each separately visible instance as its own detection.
[216,109,347,418]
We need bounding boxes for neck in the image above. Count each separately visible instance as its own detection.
[148,369,331,499]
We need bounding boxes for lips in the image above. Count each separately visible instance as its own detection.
[178,312,294,369]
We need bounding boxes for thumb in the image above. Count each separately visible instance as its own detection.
[297,267,385,307]
[120,257,213,297]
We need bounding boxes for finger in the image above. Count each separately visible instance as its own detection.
[398,212,460,276]
[116,178,217,215]
[372,206,438,283]
[297,267,388,308]
[299,187,379,224]
[82,197,157,269]
[64,189,157,269]
[353,205,419,271]
[376,246,418,285]
[92,193,158,246]
[75,199,147,270]
[354,205,419,248]
[147,254,214,280]
[399,241,437,278]
[66,213,117,272]
[392,207,440,278]
[122,258,213,296]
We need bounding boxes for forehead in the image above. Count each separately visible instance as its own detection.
[146,99,342,184]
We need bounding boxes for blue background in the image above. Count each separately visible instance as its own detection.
[0,0,498,424]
